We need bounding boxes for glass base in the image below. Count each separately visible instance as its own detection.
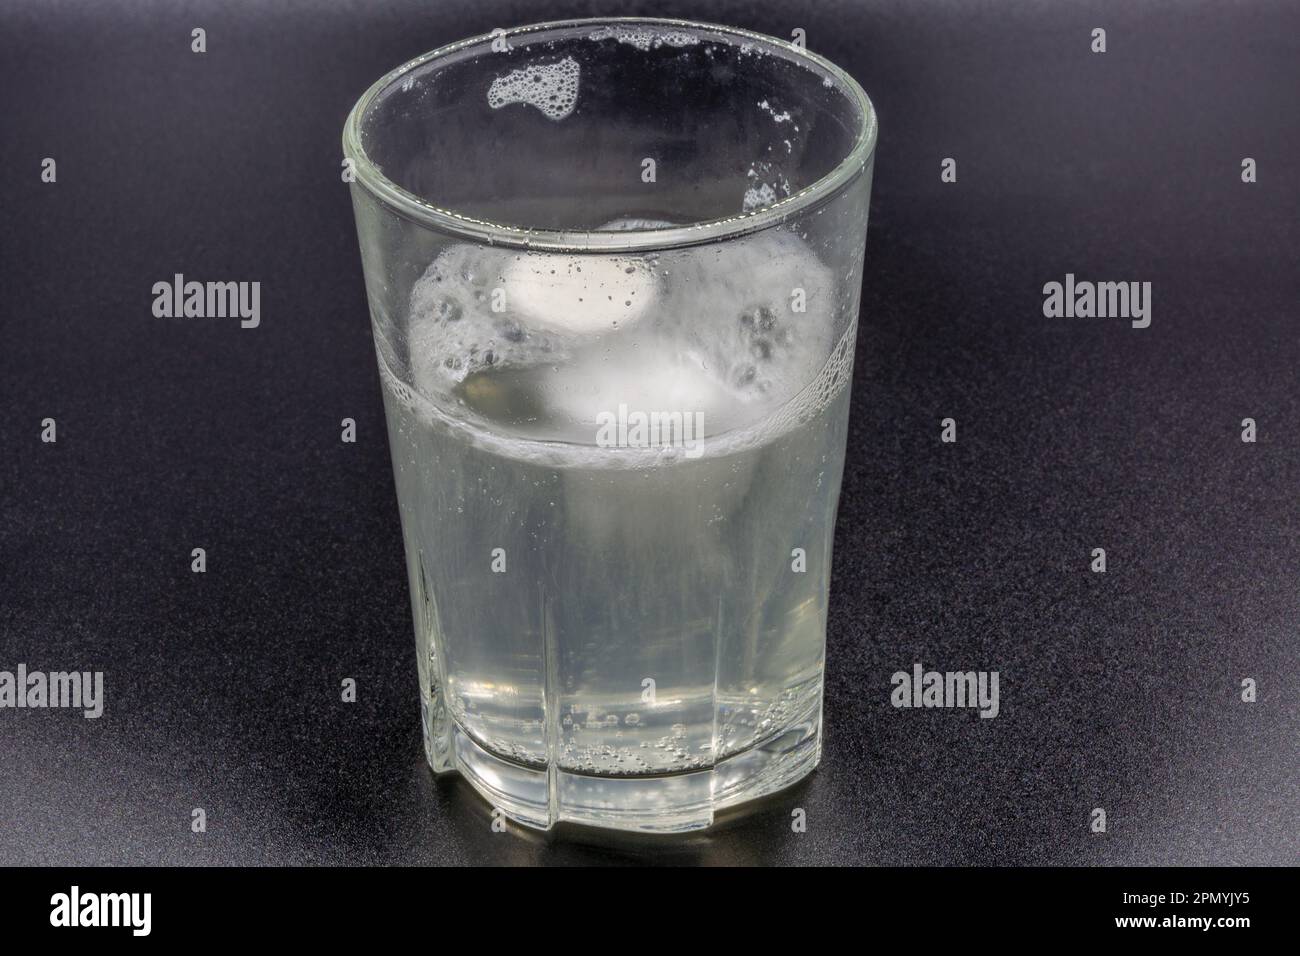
[421,693,822,833]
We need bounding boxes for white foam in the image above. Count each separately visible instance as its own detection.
[380,315,857,472]
[742,161,792,213]
[655,228,836,405]
[743,182,779,212]
[487,57,580,121]
[398,228,853,467]
[407,244,577,390]
[586,25,699,51]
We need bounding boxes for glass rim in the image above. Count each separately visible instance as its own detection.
[343,17,877,253]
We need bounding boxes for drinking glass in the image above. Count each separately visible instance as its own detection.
[344,18,876,832]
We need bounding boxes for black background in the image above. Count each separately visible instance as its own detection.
[1,0,1296,866]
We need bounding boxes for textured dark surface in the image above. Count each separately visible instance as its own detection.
[1,0,1297,866]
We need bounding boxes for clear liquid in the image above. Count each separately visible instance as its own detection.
[379,228,855,781]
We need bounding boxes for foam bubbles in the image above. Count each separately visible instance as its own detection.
[407,244,575,391]
[398,228,853,468]
[742,181,779,212]
[656,228,838,406]
[407,244,658,397]
[486,57,580,121]
[742,161,792,213]
[586,25,699,51]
